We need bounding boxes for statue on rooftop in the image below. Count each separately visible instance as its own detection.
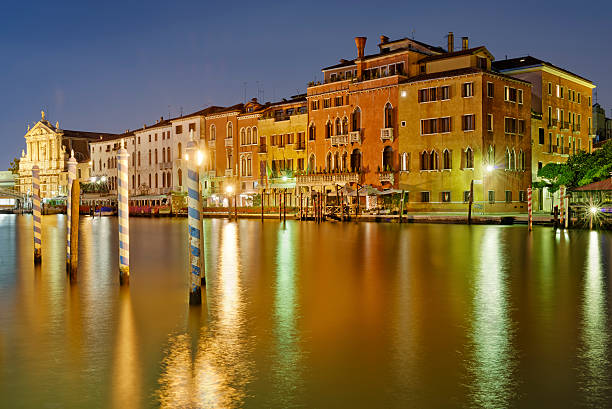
[41,110,46,121]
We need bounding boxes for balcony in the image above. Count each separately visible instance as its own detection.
[560,121,570,130]
[258,145,267,154]
[349,130,362,144]
[331,134,348,146]
[224,138,233,147]
[547,119,558,129]
[225,168,233,177]
[573,124,581,133]
[378,171,394,184]
[552,145,559,153]
[208,139,216,148]
[381,128,393,141]
[296,172,359,186]
[295,143,306,151]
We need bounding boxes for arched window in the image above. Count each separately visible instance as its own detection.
[350,149,362,172]
[384,102,393,128]
[247,127,252,145]
[210,124,216,140]
[167,147,171,162]
[241,157,247,176]
[227,122,233,138]
[429,150,438,170]
[247,157,252,176]
[325,121,332,138]
[420,151,429,170]
[443,150,452,170]
[510,149,516,170]
[227,150,233,169]
[382,146,393,171]
[162,172,166,187]
[155,173,158,188]
[505,148,511,170]
[240,128,246,145]
[132,174,135,189]
[309,123,316,141]
[465,148,474,169]
[335,118,341,136]
[334,152,339,172]
[167,171,171,187]
[326,152,333,172]
[401,152,409,171]
[177,168,183,186]
[99,159,102,170]
[155,148,158,164]
[252,127,257,143]
[342,117,348,135]
[519,150,525,170]
[308,154,316,173]
[177,143,182,159]
[162,147,166,162]
[342,151,348,171]
[352,107,361,131]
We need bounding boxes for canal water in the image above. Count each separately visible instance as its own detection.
[0,214,611,408]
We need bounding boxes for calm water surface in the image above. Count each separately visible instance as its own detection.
[0,214,611,408]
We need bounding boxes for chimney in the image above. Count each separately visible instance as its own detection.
[447,32,454,53]
[355,36,367,59]
[160,116,163,122]
[380,35,389,45]
[462,36,468,51]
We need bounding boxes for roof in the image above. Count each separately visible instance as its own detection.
[383,37,446,53]
[404,67,531,85]
[492,56,593,83]
[418,46,493,63]
[573,178,612,191]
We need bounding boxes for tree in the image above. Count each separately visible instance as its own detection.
[8,157,20,174]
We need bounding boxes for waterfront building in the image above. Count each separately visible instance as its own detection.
[493,56,595,212]
[18,111,114,198]
[235,99,266,205]
[398,44,532,212]
[593,103,612,143]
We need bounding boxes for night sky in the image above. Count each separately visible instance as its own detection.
[1,0,610,169]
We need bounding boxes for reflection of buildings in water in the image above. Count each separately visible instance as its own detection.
[468,227,517,408]
[579,231,610,405]
[273,222,302,401]
[157,221,251,408]
[111,289,140,409]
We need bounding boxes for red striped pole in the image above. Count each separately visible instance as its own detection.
[559,186,565,228]
[527,187,533,232]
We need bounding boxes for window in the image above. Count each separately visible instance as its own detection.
[462,114,475,131]
[311,100,319,110]
[240,128,246,145]
[505,191,512,203]
[518,119,525,135]
[227,122,233,138]
[418,87,437,103]
[352,107,361,131]
[335,118,341,136]
[309,124,316,141]
[504,117,517,134]
[488,190,495,204]
[188,123,195,132]
[556,84,561,98]
[442,149,451,170]
[548,106,553,126]
[463,191,471,203]
[334,96,343,106]
[477,57,487,70]
[420,151,429,170]
[519,191,526,202]
[440,86,450,100]
[588,96,591,106]
[487,82,494,98]
[462,82,474,97]
[175,125,183,134]
[487,114,493,131]
[400,152,409,171]
[441,192,451,202]
[323,98,331,108]
[578,93,581,104]
[518,89,523,104]
[421,191,430,203]
[560,86,564,98]
[504,86,517,102]
[177,142,182,159]
[421,119,437,135]
[325,121,332,138]
[538,128,545,144]
[548,82,552,95]
[148,149,151,165]
[384,103,393,128]
[439,117,451,133]
[465,148,474,169]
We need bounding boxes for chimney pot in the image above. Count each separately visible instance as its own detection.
[380,35,389,45]
[462,36,468,51]
[447,32,454,53]
[355,36,367,59]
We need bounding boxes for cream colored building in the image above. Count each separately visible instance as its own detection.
[18,111,113,198]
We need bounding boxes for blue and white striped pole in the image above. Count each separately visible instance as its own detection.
[117,142,130,285]
[66,151,77,271]
[186,132,204,305]
[32,165,42,263]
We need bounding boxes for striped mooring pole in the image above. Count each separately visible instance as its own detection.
[559,185,565,227]
[66,151,77,271]
[527,187,533,232]
[117,143,130,285]
[32,165,42,263]
[186,137,204,305]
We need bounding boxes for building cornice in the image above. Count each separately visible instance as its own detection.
[499,65,595,89]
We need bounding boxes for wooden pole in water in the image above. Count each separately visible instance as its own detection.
[261,189,265,222]
[559,185,565,228]
[32,165,42,264]
[66,151,77,271]
[300,190,303,220]
[117,143,130,285]
[279,190,282,221]
[399,189,405,224]
[468,180,474,225]
[234,192,237,220]
[528,187,533,232]
[186,137,203,305]
[69,179,80,282]
[355,185,360,220]
[283,188,287,222]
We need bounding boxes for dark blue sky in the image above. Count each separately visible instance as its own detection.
[1,0,610,168]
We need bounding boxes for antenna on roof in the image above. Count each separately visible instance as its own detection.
[411,29,415,39]
[180,106,183,117]
[168,105,171,118]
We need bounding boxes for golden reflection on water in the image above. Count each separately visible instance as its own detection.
[579,231,611,405]
[468,227,517,407]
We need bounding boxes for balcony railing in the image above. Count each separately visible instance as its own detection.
[258,145,267,153]
[547,119,558,129]
[378,171,394,184]
[296,172,359,186]
[381,128,393,141]
[208,139,216,148]
[349,130,361,144]
[573,124,581,132]
[224,138,233,147]
[560,121,570,130]
[552,145,559,153]
[331,134,348,146]
[225,168,233,177]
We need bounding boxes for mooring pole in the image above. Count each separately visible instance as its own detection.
[279,190,282,221]
[234,192,238,220]
[528,187,533,232]
[468,180,474,225]
[32,165,42,264]
[283,188,287,222]
[186,138,203,305]
[399,189,405,224]
[69,179,80,282]
[559,186,565,228]
[355,186,360,220]
[261,189,265,222]
[117,143,130,285]
[300,191,303,220]
[564,195,570,229]
[66,151,77,271]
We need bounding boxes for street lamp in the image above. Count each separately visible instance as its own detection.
[226,185,233,194]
